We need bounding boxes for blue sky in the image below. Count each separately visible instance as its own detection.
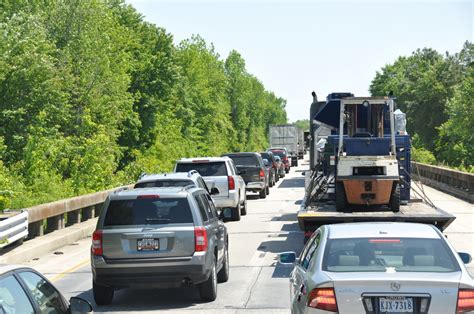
[126,0,472,122]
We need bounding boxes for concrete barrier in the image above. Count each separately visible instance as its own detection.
[411,162,474,203]
[25,185,131,238]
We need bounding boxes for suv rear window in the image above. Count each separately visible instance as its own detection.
[260,152,273,161]
[226,155,259,167]
[104,198,193,226]
[134,180,194,188]
[322,237,459,273]
[270,150,286,158]
[176,162,227,176]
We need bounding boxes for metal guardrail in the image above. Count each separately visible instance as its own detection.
[0,211,28,248]
[412,162,474,202]
[25,185,131,238]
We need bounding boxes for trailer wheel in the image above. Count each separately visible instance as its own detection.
[335,182,347,212]
[389,183,400,213]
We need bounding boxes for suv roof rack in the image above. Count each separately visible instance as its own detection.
[187,170,199,177]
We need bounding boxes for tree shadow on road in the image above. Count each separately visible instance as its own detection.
[77,286,207,312]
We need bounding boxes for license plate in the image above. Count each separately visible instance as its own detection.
[137,239,159,251]
[379,296,413,313]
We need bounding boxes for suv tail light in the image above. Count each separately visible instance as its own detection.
[458,289,474,313]
[194,227,208,252]
[92,230,103,256]
[307,288,338,312]
[259,169,265,179]
[228,176,235,190]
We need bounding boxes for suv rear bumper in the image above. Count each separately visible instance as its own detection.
[92,252,212,289]
[213,190,239,208]
[245,182,265,192]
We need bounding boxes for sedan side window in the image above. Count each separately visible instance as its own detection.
[300,233,321,270]
[18,271,67,314]
[0,275,34,314]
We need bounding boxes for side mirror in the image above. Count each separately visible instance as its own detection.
[279,251,297,264]
[210,187,220,195]
[458,252,472,264]
[69,297,93,313]
[301,171,306,176]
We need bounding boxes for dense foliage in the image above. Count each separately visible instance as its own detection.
[370,42,473,172]
[293,120,309,131]
[0,0,287,210]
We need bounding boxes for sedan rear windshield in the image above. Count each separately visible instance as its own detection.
[134,180,194,188]
[176,162,227,176]
[104,198,193,226]
[322,238,459,273]
[227,155,259,167]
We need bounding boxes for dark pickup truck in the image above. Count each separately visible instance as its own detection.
[222,152,269,199]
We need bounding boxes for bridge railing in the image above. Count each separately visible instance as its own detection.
[26,185,131,238]
[411,162,474,202]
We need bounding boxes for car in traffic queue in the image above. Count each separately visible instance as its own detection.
[273,155,286,178]
[260,151,279,184]
[91,186,229,305]
[135,170,220,196]
[268,148,291,174]
[0,264,92,313]
[222,152,270,199]
[174,157,246,221]
[279,222,474,314]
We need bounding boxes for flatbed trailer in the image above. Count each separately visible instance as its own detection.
[298,199,455,239]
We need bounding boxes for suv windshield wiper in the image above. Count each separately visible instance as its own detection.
[144,218,171,224]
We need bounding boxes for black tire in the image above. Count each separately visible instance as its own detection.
[93,281,114,306]
[217,244,229,283]
[240,193,247,216]
[389,183,400,213]
[259,188,267,199]
[285,168,289,174]
[199,259,217,302]
[265,184,270,195]
[275,172,279,182]
[231,201,241,221]
[335,182,348,212]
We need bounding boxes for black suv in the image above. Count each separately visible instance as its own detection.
[91,186,229,304]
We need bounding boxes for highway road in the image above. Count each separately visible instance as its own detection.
[24,157,474,313]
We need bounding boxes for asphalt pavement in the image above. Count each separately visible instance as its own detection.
[24,156,474,313]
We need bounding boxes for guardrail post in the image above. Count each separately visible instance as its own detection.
[28,221,44,238]
[66,209,81,226]
[82,206,95,221]
[46,215,64,234]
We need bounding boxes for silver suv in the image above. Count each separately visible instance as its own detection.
[135,171,220,196]
[174,157,247,221]
[91,186,229,305]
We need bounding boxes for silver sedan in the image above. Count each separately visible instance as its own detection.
[279,222,474,314]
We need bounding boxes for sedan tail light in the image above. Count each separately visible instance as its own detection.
[194,227,208,252]
[228,176,235,190]
[307,288,338,312]
[457,289,474,313]
[92,230,103,256]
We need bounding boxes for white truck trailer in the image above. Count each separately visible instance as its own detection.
[269,124,299,167]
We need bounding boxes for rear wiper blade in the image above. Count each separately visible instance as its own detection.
[144,218,171,224]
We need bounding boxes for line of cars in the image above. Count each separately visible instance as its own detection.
[89,148,292,306]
